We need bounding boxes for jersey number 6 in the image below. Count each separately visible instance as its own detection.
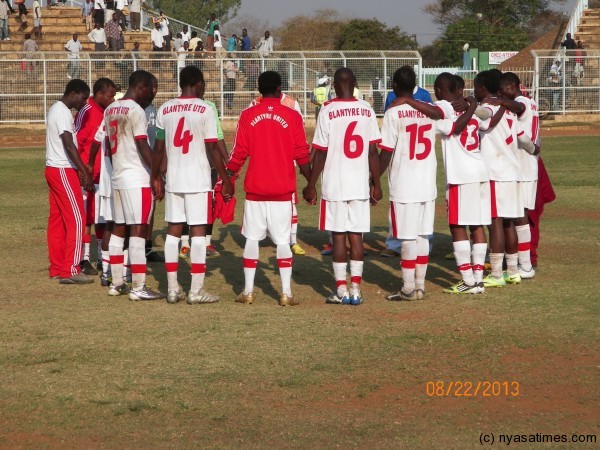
[343,121,364,159]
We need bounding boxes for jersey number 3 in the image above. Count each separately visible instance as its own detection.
[406,123,432,160]
[174,117,193,154]
[343,121,364,159]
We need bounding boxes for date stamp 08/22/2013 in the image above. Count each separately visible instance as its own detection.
[425,381,520,397]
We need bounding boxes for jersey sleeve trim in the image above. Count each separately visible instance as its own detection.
[378,144,395,152]
[311,143,328,151]
[369,138,382,144]
[134,135,148,141]
[434,105,445,118]
[517,131,524,137]
[205,138,218,143]
[295,156,310,165]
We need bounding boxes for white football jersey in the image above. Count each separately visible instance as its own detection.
[515,95,540,182]
[380,103,437,203]
[479,103,524,182]
[156,97,218,193]
[46,101,77,169]
[312,98,381,201]
[93,124,113,197]
[104,99,150,190]
[435,100,489,185]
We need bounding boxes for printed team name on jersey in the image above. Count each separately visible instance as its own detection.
[106,105,130,115]
[328,107,371,120]
[250,113,288,128]
[162,103,207,115]
[397,109,426,119]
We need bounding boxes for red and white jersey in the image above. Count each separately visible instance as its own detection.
[104,99,149,190]
[479,103,523,182]
[250,93,302,115]
[93,124,112,197]
[380,103,437,203]
[312,98,381,201]
[515,95,540,182]
[435,100,489,185]
[156,97,218,193]
[46,101,77,169]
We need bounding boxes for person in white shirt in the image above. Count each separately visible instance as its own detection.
[31,0,42,39]
[151,20,163,50]
[213,24,224,66]
[88,22,106,51]
[256,30,273,57]
[65,34,83,79]
[159,11,170,51]
[304,68,382,306]
[45,79,95,284]
[181,25,191,43]
[129,0,142,31]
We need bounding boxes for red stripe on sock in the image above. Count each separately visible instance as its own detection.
[110,255,125,264]
[243,258,258,268]
[350,276,361,284]
[401,260,416,269]
[458,263,472,271]
[291,216,298,224]
[130,264,146,274]
[165,262,178,272]
[191,263,206,274]
[277,258,293,268]
[473,264,485,271]
[518,242,531,251]
[335,280,347,287]
[416,256,429,265]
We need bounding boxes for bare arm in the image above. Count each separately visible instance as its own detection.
[379,149,393,175]
[488,106,507,130]
[87,139,101,175]
[483,97,525,116]
[368,143,382,205]
[61,131,94,191]
[207,141,233,199]
[303,149,326,205]
[389,97,443,120]
[452,97,478,135]
[151,138,165,201]
[216,138,229,163]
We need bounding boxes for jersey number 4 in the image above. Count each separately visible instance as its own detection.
[343,121,364,159]
[174,117,193,154]
[406,123,432,160]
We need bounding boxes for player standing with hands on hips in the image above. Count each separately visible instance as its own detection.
[304,67,383,306]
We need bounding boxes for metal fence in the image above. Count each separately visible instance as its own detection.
[0,51,421,124]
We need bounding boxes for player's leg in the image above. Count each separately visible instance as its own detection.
[444,225,478,294]
[470,225,488,291]
[164,191,185,302]
[45,169,65,279]
[503,219,521,284]
[346,199,370,305]
[237,200,267,304]
[180,223,190,257]
[205,167,220,256]
[290,195,305,255]
[484,181,507,287]
[515,182,535,278]
[386,201,416,301]
[100,221,113,286]
[330,232,350,303]
[266,201,296,306]
[414,201,435,299]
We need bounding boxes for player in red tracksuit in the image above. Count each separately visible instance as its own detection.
[74,77,116,276]
[226,71,311,306]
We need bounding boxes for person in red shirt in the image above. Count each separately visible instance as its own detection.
[226,71,311,306]
[74,77,117,276]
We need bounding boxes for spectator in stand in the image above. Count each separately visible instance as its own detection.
[88,21,107,51]
[82,0,93,31]
[189,30,200,51]
[181,24,190,43]
[23,33,38,75]
[227,33,237,52]
[213,24,225,65]
[256,30,273,57]
[65,34,83,79]
[205,12,219,50]
[129,0,141,31]
[151,20,163,51]
[311,76,331,119]
[0,0,11,41]
[93,0,105,26]
[224,58,238,109]
[31,0,41,38]
[115,0,127,31]
[105,12,121,50]
[176,40,188,74]
[561,32,577,50]
[173,32,183,51]
[574,40,586,80]
[239,28,251,51]
[159,10,170,51]
[17,2,27,32]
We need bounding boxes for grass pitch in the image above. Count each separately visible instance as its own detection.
[0,135,599,448]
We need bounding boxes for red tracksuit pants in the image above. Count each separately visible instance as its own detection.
[45,166,85,278]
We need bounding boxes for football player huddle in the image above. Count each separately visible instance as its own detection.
[45,64,544,307]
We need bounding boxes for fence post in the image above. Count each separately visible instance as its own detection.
[220,58,224,119]
[561,54,566,114]
[43,59,48,124]
[88,54,92,88]
[303,57,307,118]
[533,51,539,109]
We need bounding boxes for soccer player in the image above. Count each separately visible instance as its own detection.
[433,73,491,294]
[75,77,116,276]
[379,66,441,301]
[104,70,163,300]
[151,66,232,304]
[45,79,95,284]
[304,67,382,305]
[495,72,540,278]
[474,70,538,288]
[227,71,311,306]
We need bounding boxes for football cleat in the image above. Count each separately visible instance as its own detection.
[478,282,485,294]
[325,292,348,304]
[503,272,522,285]
[59,272,95,284]
[320,244,333,256]
[443,280,480,294]
[167,286,186,304]
[349,291,363,305]
[187,288,219,304]
[482,274,506,288]
[129,286,164,301]
[206,245,220,257]
[236,292,254,304]
[290,243,306,255]
[80,260,99,276]
[108,283,131,296]
[279,294,299,306]
[416,289,426,300]
[386,289,417,301]
[100,274,112,287]
[518,265,535,279]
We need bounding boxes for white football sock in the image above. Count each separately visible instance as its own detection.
[190,236,207,294]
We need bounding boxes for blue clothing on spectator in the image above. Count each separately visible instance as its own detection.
[227,36,237,52]
[384,86,433,111]
[241,36,251,51]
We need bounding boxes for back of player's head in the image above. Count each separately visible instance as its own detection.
[474,70,500,94]
[93,77,116,96]
[179,66,204,89]
[191,31,197,38]
[454,75,465,91]
[128,70,154,90]
[393,66,416,92]
[258,71,281,95]
[333,67,356,85]
[64,79,90,96]
[499,72,520,87]
[434,72,457,93]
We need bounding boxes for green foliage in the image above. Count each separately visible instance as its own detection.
[335,19,417,51]
[150,0,240,30]
[276,9,346,51]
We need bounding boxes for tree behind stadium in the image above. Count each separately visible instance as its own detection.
[148,0,240,32]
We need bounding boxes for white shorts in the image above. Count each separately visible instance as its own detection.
[165,191,213,225]
[390,200,435,239]
[95,194,114,223]
[446,182,491,226]
[491,181,524,219]
[242,200,292,245]
[318,199,370,233]
[113,187,154,225]
[520,180,537,211]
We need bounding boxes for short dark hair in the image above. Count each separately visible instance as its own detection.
[258,71,281,95]
[454,75,465,90]
[128,70,154,89]
[434,72,457,93]
[474,70,500,94]
[393,66,416,92]
[64,79,90,96]
[93,77,116,95]
[333,67,356,84]
[191,31,197,38]
[179,66,204,89]
[500,71,520,87]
